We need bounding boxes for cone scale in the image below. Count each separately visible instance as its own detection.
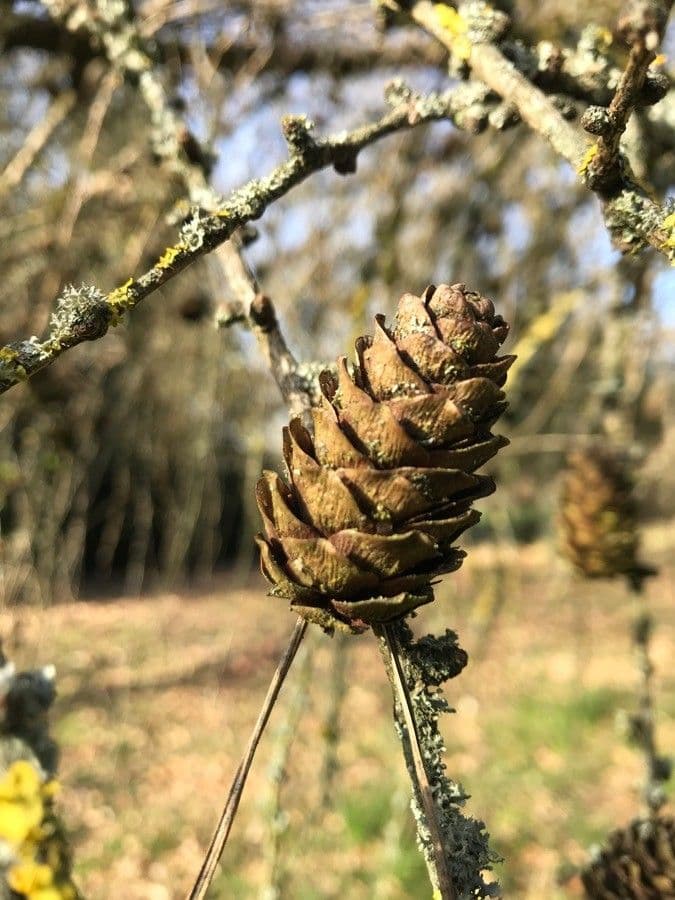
[256,283,514,633]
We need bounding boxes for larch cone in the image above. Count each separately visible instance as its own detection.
[255,283,514,633]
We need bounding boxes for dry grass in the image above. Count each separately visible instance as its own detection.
[2,528,674,899]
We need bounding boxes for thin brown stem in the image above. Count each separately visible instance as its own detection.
[187,616,308,900]
[374,622,457,900]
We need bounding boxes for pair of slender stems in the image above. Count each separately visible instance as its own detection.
[187,616,457,900]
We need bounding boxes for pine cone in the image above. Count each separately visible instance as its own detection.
[559,447,655,589]
[581,817,675,899]
[255,283,513,633]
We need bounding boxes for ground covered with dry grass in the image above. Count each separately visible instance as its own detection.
[3,528,674,899]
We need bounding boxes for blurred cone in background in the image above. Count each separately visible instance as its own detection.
[559,447,655,590]
[581,817,675,899]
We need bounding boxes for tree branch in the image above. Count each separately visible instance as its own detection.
[0,8,446,80]
[385,0,675,261]
[0,85,466,396]
[581,1,673,191]
[373,620,499,898]
[374,622,458,900]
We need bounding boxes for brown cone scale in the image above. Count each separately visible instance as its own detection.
[255,283,514,633]
[581,818,675,899]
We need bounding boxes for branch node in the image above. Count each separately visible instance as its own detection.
[249,294,278,333]
[50,283,112,345]
[581,105,613,136]
[281,114,317,157]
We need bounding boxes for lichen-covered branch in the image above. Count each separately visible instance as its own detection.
[375,621,500,899]
[581,3,671,191]
[0,83,466,396]
[42,0,328,418]
[627,589,672,817]
[383,0,675,261]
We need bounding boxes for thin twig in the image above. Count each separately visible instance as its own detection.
[262,632,316,899]
[187,616,308,900]
[374,622,457,900]
[319,631,349,810]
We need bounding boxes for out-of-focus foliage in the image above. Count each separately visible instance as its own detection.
[0,0,673,602]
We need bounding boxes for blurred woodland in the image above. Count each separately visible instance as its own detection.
[0,0,673,606]
[0,2,674,898]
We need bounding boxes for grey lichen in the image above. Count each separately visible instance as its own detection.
[49,283,112,345]
[385,620,501,898]
[458,1,511,46]
[293,361,336,409]
[179,208,208,253]
[581,105,612,136]
[281,115,317,158]
[605,188,666,255]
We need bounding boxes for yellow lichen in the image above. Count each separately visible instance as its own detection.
[578,142,599,176]
[0,761,75,900]
[0,347,27,380]
[107,277,135,311]
[0,761,44,845]
[596,27,613,49]
[434,4,472,60]
[661,213,675,263]
[8,858,74,900]
[652,53,667,68]
[156,243,185,269]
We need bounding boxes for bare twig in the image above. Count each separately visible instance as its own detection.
[374,622,457,900]
[248,294,317,421]
[187,616,308,900]
[262,633,316,899]
[319,631,349,809]
[214,237,259,310]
